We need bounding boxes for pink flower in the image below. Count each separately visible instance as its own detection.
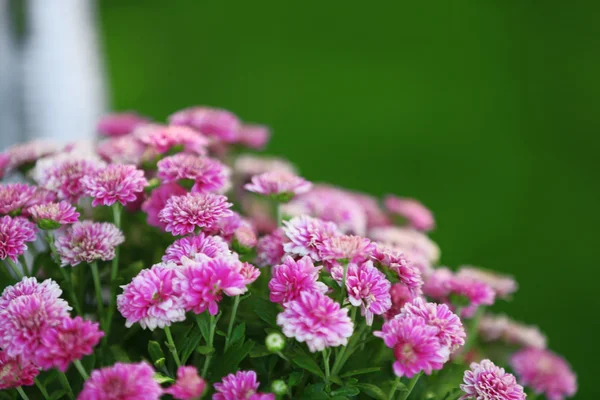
[479,314,547,349]
[203,212,243,242]
[385,283,415,320]
[169,106,241,142]
[372,245,424,296]
[142,182,187,229]
[163,232,231,265]
[457,266,517,299]
[240,262,261,286]
[269,256,328,305]
[28,201,80,229]
[0,215,37,262]
[449,275,496,318]
[255,228,287,267]
[350,192,391,229]
[159,192,233,236]
[345,261,392,325]
[82,164,148,207]
[317,235,375,262]
[233,222,258,250]
[79,362,162,400]
[282,215,340,260]
[166,366,206,400]
[422,267,454,299]
[55,221,124,266]
[374,315,449,378]
[97,112,149,137]
[22,187,58,212]
[35,316,104,372]
[400,298,465,352]
[369,226,440,263]
[245,171,312,201]
[117,265,186,330]
[0,277,68,310]
[384,196,435,232]
[173,257,247,315]
[235,124,270,149]
[0,183,37,215]
[157,153,230,194]
[135,124,209,155]
[511,348,577,400]
[97,135,148,165]
[0,140,56,175]
[460,359,525,400]
[213,370,261,400]
[277,291,354,352]
[234,155,297,178]
[0,351,39,389]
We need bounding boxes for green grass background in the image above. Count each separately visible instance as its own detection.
[99,1,599,396]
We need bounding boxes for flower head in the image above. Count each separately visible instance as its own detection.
[448,275,496,318]
[255,228,287,267]
[479,314,547,349]
[233,222,258,251]
[385,283,415,320]
[55,221,124,266]
[0,351,39,389]
[159,192,233,236]
[318,235,375,262]
[351,192,391,229]
[169,106,241,142]
[0,277,67,309]
[157,153,230,193]
[97,112,149,137]
[142,182,187,229]
[28,201,80,229]
[163,232,231,265]
[0,183,37,215]
[0,215,37,262]
[283,215,340,260]
[384,196,435,232]
[372,245,424,296]
[0,140,56,175]
[213,370,264,400]
[235,124,270,149]
[135,124,209,155]
[369,226,440,263]
[166,366,206,400]
[460,359,526,400]
[457,266,517,299]
[97,135,148,165]
[79,362,162,400]
[345,261,392,325]
[245,171,312,201]
[269,256,328,305]
[82,164,148,207]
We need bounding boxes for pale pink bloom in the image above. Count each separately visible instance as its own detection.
[234,155,297,178]
[318,235,375,262]
[460,359,526,400]
[234,222,258,249]
[97,112,149,137]
[277,291,354,352]
[169,106,241,142]
[422,267,454,299]
[385,283,415,320]
[166,366,206,400]
[345,261,392,325]
[0,140,56,175]
[511,348,577,400]
[240,262,261,287]
[400,298,465,352]
[0,215,37,262]
[203,212,246,242]
[213,370,262,400]
[21,187,58,212]
[255,228,287,267]
[479,314,547,349]
[449,275,496,318]
[117,265,186,330]
[36,316,104,372]
[0,183,37,215]
[173,257,247,315]
[157,153,230,193]
[269,256,328,305]
[142,182,187,229]
[374,315,449,378]
[97,135,148,165]
[244,171,312,200]
[159,192,233,236]
[457,266,517,299]
[369,226,440,263]
[55,221,124,266]
[28,201,80,229]
[384,195,435,232]
[350,192,391,229]
[82,164,148,207]
[0,351,39,389]
[282,215,340,260]
[135,124,209,155]
[372,245,424,296]
[235,124,270,149]
[79,362,162,400]
[163,232,231,265]
[0,277,68,310]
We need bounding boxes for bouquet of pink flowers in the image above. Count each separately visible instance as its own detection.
[0,107,577,399]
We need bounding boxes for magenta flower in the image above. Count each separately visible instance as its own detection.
[457,266,518,299]
[82,164,148,207]
[511,348,577,400]
[345,261,392,325]
[157,153,230,193]
[255,228,287,267]
[55,221,124,266]
[163,232,231,265]
[0,351,39,389]
[385,283,415,320]
[235,124,271,149]
[0,183,37,215]
[79,362,162,400]
[36,156,105,203]
[22,187,58,212]
[117,265,186,330]
[369,226,440,263]
[479,314,547,349]
[318,235,375,262]
[169,106,241,142]
[142,182,187,229]
[97,112,149,137]
[269,256,328,305]
[240,262,261,287]
[384,195,435,232]
[449,275,496,318]
[244,171,312,201]
[374,315,449,378]
[213,370,264,400]
[35,316,104,372]
[460,359,526,400]
[165,366,206,400]
[372,245,424,296]
[159,192,233,236]
[283,215,340,260]
[135,124,209,155]
[0,215,37,262]
[28,201,80,229]
[277,291,354,352]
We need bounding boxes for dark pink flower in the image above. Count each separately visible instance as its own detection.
[28,201,80,229]
[384,195,435,232]
[0,183,37,215]
[460,359,526,400]
[269,256,327,305]
[0,351,39,389]
[79,362,162,400]
[449,275,496,318]
[283,215,340,261]
[165,366,206,400]
[345,261,392,325]
[213,370,262,400]
[163,232,231,265]
[97,112,149,137]
[372,245,424,296]
[55,221,124,266]
[385,283,415,320]
[142,182,187,229]
[0,215,37,262]
[159,192,233,236]
[82,164,148,207]
[157,153,230,193]
[255,228,287,267]
[169,106,241,142]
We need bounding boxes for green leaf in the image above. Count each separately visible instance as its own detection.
[288,370,304,387]
[110,345,131,362]
[330,387,360,397]
[195,313,210,342]
[289,346,325,379]
[196,345,215,355]
[179,326,204,364]
[249,344,271,358]
[153,372,175,384]
[50,390,67,400]
[43,369,59,385]
[340,367,381,378]
[250,297,279,327]
[330,397,350,400]
[354,383,388,400]
[215,330,227,337]
[215,339,255,379]
[230,322,246,347]
[154,357,166,369]
[298,383,329,400]
[148,341,165,363]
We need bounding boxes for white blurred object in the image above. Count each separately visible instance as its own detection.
[0,0,21,148]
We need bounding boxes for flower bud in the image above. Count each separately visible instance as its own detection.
[265,332,285,352]
[271,380,288,395]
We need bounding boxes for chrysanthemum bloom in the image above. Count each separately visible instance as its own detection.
[79,362,163,400]
[55,221,124,266]
[203,212,244,242]
[97,112,149,137]
[369,226,440,263]
[0,277,68,309]
[35,316,104,372]
[277,291,354,352]
[244,171,312,202]
[345,261,392,325]
[283,215,340,260]
[159,192,234,236]
[213,370,274,400]
[0,216,37,262]
[234,155,297,179]
[400,298,465,352]
[97,135,148,165]
[460,359,526,400]
[142,182,187,229]
[269,256,328,305]
[169,106,241,142]
[422,267,454,299]
[350,192,391,229]
[117,265,186,330]
[28,201,80,229]
[457,266,517,299]
[0,140,56,175]
[240,262,261,287]
[0,183,37,215]
[82,164,148,207]
[384,195,435,232]
[372,245,424,296]
[318,235,375,262]
[21,187,58,212]
[165,366,206,400]
[135,124,209,155]
[173,257,247,315]
[255,228,287,267]
[233,222,258,251]
[157,153,231,194]
[448,275,496,318]
[374,315,449,378]
[479,314,547,349]
[163,232,231,265]
[0,351,39,389]
[511,348,577,400]
[385,283,415,320]
[235,124,271,149]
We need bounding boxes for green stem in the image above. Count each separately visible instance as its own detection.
[105,204,122,341]
[527,393,539,400]
[331,306,357,376]
[276,202,283,226]
[90,262,105,329]
[57,372,75,399]
[6,258,24,279]
[457,307,485,362]
[322,350,331,386]
[15,387,30,400]
[34,377,50,399]
[201,313,218,378]
[400,372,422,400]
[46,232,61,266]
[164,325,182,367]
[19,255,30,275]
[338,262,349,304]
[73,359,90,380]
[388,376,402,400]
[224,296,241,352]
[58,267,82,315]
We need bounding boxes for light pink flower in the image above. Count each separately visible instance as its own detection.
[318,235,375,262]
[135,124,209,155]
[97,112,149,137]
[240,262,261,287]
[234,155,297,178]
[79,362,162,400]
[55,221,124,266]
[203,212,244,242]
[169,106,241,142]
[372,245,424,296]
[345,261,392,325]
[163,232,231,265]
[117,265,186,330]
[479,314,547,349]
[282,215,340,260]
[21,187,58,212]
[82,164,148,207]
[384,195,435,232]
[457,266,517,299]
[235,124,270,149]
[28,201,80,229]
[157,153,230,194]
[269,256,328,305]
[422,267,454,299]
[142,182,187,229]
[369,226,440,263]
[0,215,36,262]
[277,291,354,352]
[255,228,287,267]
[0,140,56,175]
[350,192,391,229]
[244,171,312,200]
[511,348,577,400]
[166,366,206,400]
[233,222,258,250]
[213,370,263,400]
[385,283,415,320]
[159,192,233,236]
[0,183,37,215]
[97,135,148,165]
[36,156,105,203]
[0,277,68,310]
[374,315,449,378]
[0,351,39,389]
[36,316,104,372]
[449,275,496,318]
[460,359,526,400]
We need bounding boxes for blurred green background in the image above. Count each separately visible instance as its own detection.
[99,1,598,397]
